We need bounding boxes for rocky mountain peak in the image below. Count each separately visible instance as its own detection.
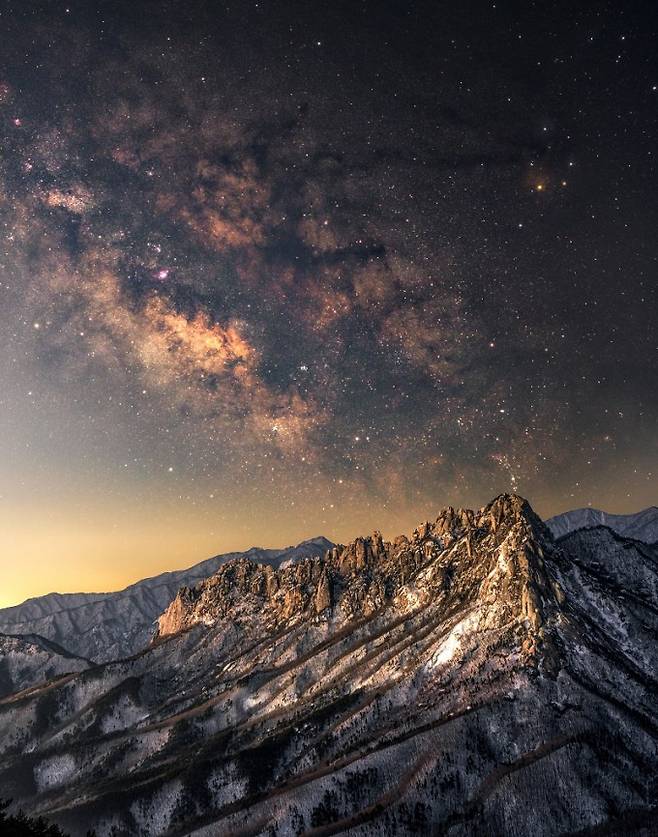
[0,536,334,662]
[155,494,558,663]
[4,497,657,837]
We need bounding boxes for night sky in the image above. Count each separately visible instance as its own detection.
[1,0,657,605]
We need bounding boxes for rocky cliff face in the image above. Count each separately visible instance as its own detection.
[156,495,555,650]
[0,537,333,663]
[0,496,656,837]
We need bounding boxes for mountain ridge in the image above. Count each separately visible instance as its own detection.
[2,536,335,613]
[1,496,657,835]
[547,505,658,543]
[154,494,553,646]
[0,537,334,662]
[0,632,91,700]
[0,493,624,837]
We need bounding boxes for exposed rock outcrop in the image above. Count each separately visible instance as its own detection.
[2,496,657,837]
[156,494,554,650]
[0,537,333,662]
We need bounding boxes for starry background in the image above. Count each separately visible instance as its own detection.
[1,0,656,605]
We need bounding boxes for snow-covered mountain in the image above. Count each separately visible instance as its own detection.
[0,632,91,699]
[1,495,656,836]
[547,505,658,543]
[0,537,333,663]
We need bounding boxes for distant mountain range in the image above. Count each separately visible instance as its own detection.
[1,497,657,836]
[0,536,333,662]
[547,505,658,542]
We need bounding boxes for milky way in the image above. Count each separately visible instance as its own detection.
[0,1,656,602]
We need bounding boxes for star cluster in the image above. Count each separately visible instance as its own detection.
[0,0,656,602]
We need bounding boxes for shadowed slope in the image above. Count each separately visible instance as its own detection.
[0,496,656,836]
[547,506,658,543]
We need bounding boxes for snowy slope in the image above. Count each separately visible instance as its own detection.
[1,496,656,836]
[0,537,333,663]
[0,633,90,699]
[547,505,658,543]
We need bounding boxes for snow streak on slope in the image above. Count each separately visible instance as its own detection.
[0,633,90,699]
[0,498,657,836]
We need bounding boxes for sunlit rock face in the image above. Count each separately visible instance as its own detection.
[1,495,657,837]
[156,494,553,645]
[0,537,334,663]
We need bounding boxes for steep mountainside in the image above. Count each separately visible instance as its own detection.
[0,633,90,700]
[547,505,658,543]
[1,495,656,836]
[0,537,333,663]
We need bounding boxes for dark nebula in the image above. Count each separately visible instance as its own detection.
[0,0,656,600]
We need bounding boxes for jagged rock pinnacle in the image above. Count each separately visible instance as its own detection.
[6,494,658,837]
[155,494,556,650]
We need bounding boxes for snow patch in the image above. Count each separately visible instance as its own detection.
[425,612,479,671]
[34,753,77,791]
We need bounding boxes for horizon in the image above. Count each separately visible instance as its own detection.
[1,4,657,832]
[3,492,655,609]
[1,0,657,614]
